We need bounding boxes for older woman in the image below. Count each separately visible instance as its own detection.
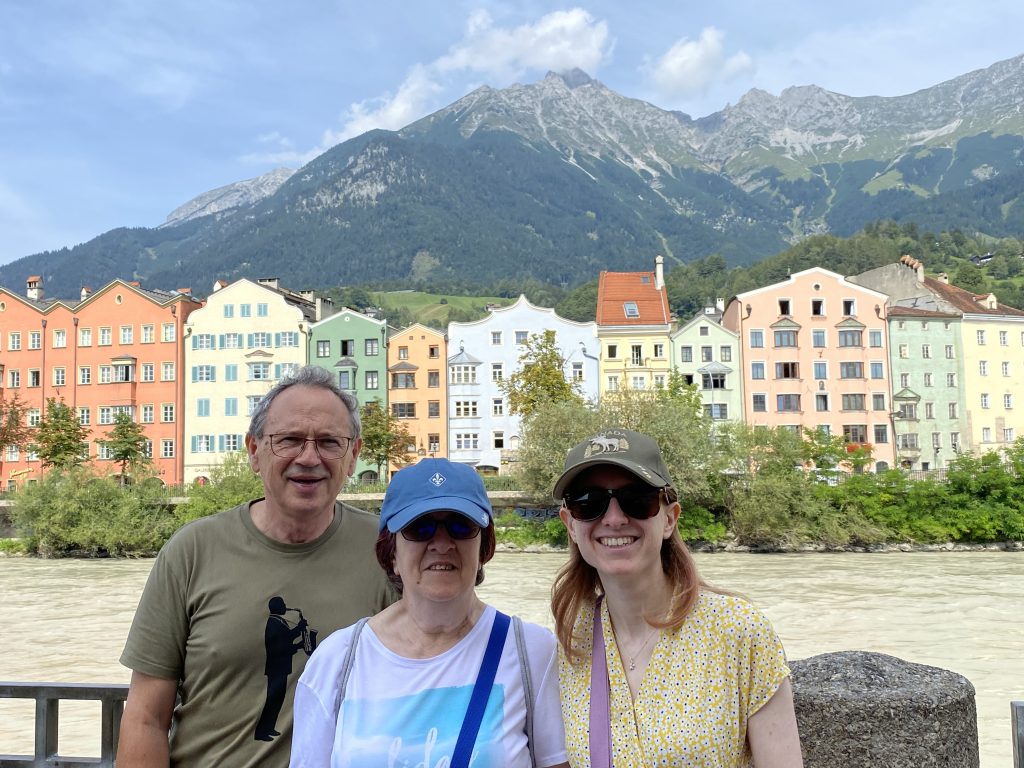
[551,429,802,768]
[290,458,569,768]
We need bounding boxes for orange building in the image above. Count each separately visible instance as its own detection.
[386,323,448,476]
[0,277,201,488]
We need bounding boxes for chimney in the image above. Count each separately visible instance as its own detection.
[655,255,664,290]
[937,273,949,284]
[212,279,227,292]
[26,276,43,301]
[315,296,334,321]
[716,297,725,312]
[258,277,280,290]
[80,286,92,301]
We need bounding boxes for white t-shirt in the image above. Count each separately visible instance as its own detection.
[290,605,568,768]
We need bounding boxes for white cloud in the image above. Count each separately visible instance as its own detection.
[647,27,753,99]
[250,7,613,162]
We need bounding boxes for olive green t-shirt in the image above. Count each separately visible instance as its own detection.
[120,500,393,767]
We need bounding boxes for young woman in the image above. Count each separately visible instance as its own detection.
[551,429,802,767]
[291,458,569,768]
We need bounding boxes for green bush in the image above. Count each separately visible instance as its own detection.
[173,452,264,525]
[9,468,175,556]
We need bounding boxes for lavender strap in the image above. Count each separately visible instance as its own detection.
[588,596,612,768]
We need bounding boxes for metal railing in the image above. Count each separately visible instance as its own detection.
[1013,701,1023,768]
[0,682,128,767]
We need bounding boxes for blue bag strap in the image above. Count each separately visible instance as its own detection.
[451,610,512,768]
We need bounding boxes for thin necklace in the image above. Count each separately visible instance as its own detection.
[622,624,660,672]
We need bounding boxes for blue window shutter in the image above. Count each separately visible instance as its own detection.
[218,435,225,452]
[191,436,197,452]
[274,332,281,347]
[191,336,198,350]
[247,333,254,348]
[191,367,198,383]
[218,334,225,348]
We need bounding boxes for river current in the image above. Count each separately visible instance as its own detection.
[1,551,1021,766]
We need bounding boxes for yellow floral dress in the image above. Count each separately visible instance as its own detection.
[558,590,790,767]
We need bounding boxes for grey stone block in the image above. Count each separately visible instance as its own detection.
[790,651,978,768]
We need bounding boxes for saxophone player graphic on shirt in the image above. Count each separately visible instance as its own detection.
[254,596,317,742]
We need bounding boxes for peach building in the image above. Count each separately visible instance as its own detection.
[723,268,896,471]
[0,277,201,488]
[387,323,447,476]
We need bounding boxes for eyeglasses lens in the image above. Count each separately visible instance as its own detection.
[565,484,662,522]
[401,517,481,542]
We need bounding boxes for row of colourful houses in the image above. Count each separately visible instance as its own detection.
[2,254,1024,488]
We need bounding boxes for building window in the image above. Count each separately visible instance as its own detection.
[78,328,90,347]
[751,362,765,380]
[99,327,112,345]
[52,368,66,386]
[428,434,440,452]
[364,371,378,389]
[873,394,887,411]
[391,403,416,418]
[839,330,862,347]
[870,362,884,379]
[197,399,210,417]
[240,304,251,318]
[162,323,176,342]
[719,346,731,362]
[923,372,933,387]
[224,364,238,382]
[1004,428,1015,442]
[925,402,934,419]
[454,433,479,450]
[842,300,856,316]
[813,362,827,380]
[247,396,262,416]
[982,427,992,443]
[654,374,666,389]
[979,360,988,376]
[897,403,918,420]
[749,330,764,348]
[78,366,91,385]
[248,362,270,380]
[120,326,133,344]
[141,364,154,382]
[607,376,619,392]
[317,340,330,358]
[778,299,791,315]
[392,373,416,389]
[811,299,824,316]
[921,344,931,359]
[141,405,154,423]
[776,394,801,412]
[78,407,90,426]
[515,331,529,345]
[194,334,216,350]
[192,435,215,453]
[812,329,826,348]
[1002,362,1011,377]
[949,403,958,419]
[223,434,242,452]
[365,338,379,356]
[815,394,829,412]
[981,393,990,409]
[491,331,502,345]
[775,362,799,379]
[898,344,909,359]
[193,365,215,382]
[946,373,957,387]
[220,333,242,349]
[945,344,954,359]
[631,375,646,390]
[223,304,234,318]
[572,363,584,381]
[977,330,986,345]
[428,370,440,387]
[53,329,66,348]
[256,303,268,317]
[454,401,478,417]
[428,401,440,418]
[680,346,693,363]
[394,345,407,360]
[29,369,41,387]
[429,345,439,359]
[752,394,767,412]
[876,425,889,444]
[774,330,797,347]
[27,409,42,427]
[1004,394,1013,409]
[699,346,711,363]
[897,434,920,450]
[703,403,729,420]
[839,362,864,379]
[29,331,41,350]
[623,301,640,318]
[843,424,867,443]
[633,345,644,365]
[999,331,1008,346]
[492,398,504,416]
[337,370,352,390]
[450,365,477,384]
[701,373,726,390]
[841,394,866,411]
[225,398,238,417]
[161,404,175,423]
[869,330,882,347]
[161,440,175,458]
[607,344,618,359]
[491,363,503,382]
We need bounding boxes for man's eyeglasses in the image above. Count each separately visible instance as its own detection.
[401,516,482,542]
[268,434,353,460]
[563,483,666,522]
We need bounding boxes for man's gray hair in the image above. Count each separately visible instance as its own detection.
[247,365,361,440]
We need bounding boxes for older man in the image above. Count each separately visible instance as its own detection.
[118,365,393,767]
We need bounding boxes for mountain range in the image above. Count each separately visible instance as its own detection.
[3,54,1024,299]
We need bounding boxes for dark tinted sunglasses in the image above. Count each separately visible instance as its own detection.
[401,516,482,542]
[563,483,665,522]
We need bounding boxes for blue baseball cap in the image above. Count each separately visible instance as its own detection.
[379,458,492,533]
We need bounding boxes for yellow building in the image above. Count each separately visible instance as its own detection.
[387,323,447,476]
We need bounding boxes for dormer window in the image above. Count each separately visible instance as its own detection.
[623,302,640,318]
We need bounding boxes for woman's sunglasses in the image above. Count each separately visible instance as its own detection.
[563,483,666,522]
[401,516,482,542]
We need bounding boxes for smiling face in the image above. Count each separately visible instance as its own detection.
[245,384,361,528]
[393,512,482,606]
[560,465,678,584]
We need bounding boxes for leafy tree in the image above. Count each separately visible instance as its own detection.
[102,412,152,483]
[0,392,30,478]
[174,451,265,525]
[359,401,413,480]
[555,280,598,322]
[499,330,584,417]
[31,398,89,470]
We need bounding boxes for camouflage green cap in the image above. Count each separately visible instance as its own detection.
[552,428,673,500]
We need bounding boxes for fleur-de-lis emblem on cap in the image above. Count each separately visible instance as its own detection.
[430,472,446,487]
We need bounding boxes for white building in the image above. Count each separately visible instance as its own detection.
[447,295,598,473]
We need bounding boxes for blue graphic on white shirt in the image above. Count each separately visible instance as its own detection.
[335,683,506,768]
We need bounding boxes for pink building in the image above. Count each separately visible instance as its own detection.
[723,268,896,471]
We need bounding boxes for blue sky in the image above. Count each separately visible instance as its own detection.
[1,0,1022,266]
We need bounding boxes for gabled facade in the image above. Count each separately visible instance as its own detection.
[447,295,598,473]
[0,277,200,488]
[596,256,673,397]
[308,307,387,483]
[386,323,448,476]
[852,256,1024,457]
[723,267,896,471]
[183,278,321,484]
[670,301,743,424]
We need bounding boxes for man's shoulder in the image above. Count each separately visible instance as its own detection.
[162,501,251,548]
[337,502,381,535]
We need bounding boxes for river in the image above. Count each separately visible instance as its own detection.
[1,551,1021,766]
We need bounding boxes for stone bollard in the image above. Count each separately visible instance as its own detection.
[790,651,978,768]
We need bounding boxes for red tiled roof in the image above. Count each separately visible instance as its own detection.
[596,270,670,325]
[923,276,1024,317]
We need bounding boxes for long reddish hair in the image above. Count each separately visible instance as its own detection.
[551,487,710,661]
